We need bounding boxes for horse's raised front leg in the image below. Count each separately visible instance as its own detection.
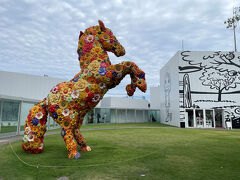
[108,61,147,96]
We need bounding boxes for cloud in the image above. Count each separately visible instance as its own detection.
[0,0,239,100]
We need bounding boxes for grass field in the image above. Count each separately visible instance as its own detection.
[0,123,240,180]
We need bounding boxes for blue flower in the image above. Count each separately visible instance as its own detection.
[31,118,39,126]
[139,73,145,79]
[78,50,82,57]
[52,112,58,119]
[99,67,107,76]
[112,71,117,77]
[72,76,79,82]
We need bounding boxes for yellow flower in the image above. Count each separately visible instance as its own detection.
[99,32,110,40]
[32,126,39,133]
[88,61,100,74]
[31,106,40,114]
[59,100,68,109]
[23,142,30,149]
[79,92,86,99]
[74,79,88,91]
[92,84,99,91]
[62,120,71,129]
[57,109,63,115]
[91,46,102,56]
[48,92,60,105]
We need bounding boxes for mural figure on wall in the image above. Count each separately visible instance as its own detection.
[183,74,192,107]
[22,20,147,159]
[164,72,172,122]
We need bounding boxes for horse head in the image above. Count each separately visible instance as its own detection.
[97,20,125,57]
[77,20,125,61]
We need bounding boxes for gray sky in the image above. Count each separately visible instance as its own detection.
[0,0,239,99]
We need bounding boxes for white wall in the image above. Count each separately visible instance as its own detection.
[159,52,180,127]
[150,86,161,109]
[0,71,66,101]
[100,97,150,109]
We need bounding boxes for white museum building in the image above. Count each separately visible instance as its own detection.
[151,51,240,129]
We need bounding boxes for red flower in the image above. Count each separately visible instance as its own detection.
[85,87,90,93]
[83,43,93,54]
[40,118,47,126]
[27,114,32,122]
[100,62,109,68]
[87,93,94,102]
[98,39,104,43]
[48,105,56,113]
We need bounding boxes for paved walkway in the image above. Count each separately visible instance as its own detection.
[0,127,166,147]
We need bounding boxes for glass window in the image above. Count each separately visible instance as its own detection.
[206,110,214,128]
[0,100,19,133]
[117,109,126,123]
[110,109,117,123]
[148,110,160,123]
[20,102,35,131]
[196,109,204,127]
[126,109,135,123]
[136,110,144,122]
[186,109,194,127]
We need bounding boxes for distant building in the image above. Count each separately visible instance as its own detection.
[152,51,240,128]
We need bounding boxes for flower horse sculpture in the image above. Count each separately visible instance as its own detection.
[22,20,147,159]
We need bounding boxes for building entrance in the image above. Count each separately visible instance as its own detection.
[185,108,214,128]
[215,109,223,128]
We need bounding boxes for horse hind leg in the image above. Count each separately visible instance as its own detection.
[61,126,81,159]
[73,129,91,152]
[22,99,48,154]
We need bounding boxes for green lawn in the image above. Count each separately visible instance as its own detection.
[0,124,240,180]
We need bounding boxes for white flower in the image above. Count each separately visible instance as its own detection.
[71,90,79,99]
[85,35,95,43]
[23,135,28,142]
[62,108,70,116]
[38,143,44,150]
[27,133,34,142]
[25,127,31,135]
[92,94,101,102]
[99,82,106,89]
[35,112,43,119]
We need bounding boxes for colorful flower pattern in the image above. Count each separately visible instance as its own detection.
[22,20,147,159]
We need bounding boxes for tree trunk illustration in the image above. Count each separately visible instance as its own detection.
[218,89,223,101]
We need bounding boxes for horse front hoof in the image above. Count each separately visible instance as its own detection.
[126,84,136,96]
[136,79,147,92]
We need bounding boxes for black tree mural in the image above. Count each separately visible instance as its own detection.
[181,51,240,74]
[200,69,240,101]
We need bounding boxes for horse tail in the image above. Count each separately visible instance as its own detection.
[22,98,48,154]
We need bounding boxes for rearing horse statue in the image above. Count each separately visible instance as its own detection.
[22,20,147,159]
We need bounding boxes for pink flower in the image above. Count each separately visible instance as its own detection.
[83,43,93,54]
[51,86,59,94]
